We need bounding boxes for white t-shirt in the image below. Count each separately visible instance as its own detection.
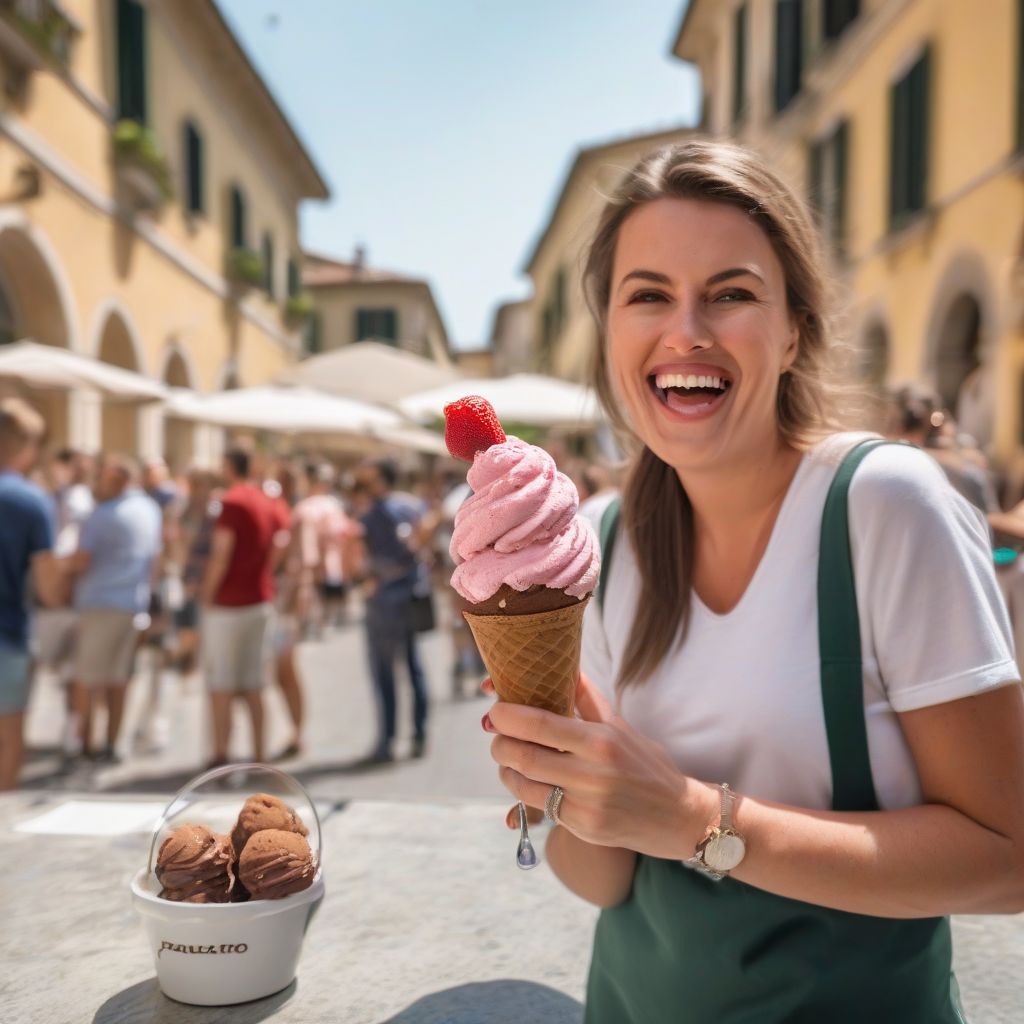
[582,433,1019,812]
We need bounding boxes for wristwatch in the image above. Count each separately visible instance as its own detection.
[684,783,746,881]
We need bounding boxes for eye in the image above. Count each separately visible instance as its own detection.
[628,290,668,304]
[713,289,755,304]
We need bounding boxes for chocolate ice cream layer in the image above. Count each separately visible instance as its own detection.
[238,829,315,900]
[231,793,308,856]
[463,583,582,617]
[156,824,234,903]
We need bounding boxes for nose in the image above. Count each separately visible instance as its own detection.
[660,299,712,354]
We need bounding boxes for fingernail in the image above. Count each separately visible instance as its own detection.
[481,713,496,733]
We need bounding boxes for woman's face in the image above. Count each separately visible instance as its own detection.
[606,197,799,472]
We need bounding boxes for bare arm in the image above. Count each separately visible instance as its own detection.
[545,824,637,909]
[200,527,235,605]
[30,551,70,608]
[988,508,1024,540]
[491,679,1024,919]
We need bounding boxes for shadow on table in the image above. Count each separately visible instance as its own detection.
[93,977,297,1023]
[381,980,583,1023]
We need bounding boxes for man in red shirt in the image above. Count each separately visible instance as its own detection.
[200,448,290,766]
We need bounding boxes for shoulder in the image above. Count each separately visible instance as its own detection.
[847,441,964,516]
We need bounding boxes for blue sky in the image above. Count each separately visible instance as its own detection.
[218,1,700,349]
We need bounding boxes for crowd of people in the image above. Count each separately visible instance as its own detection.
[0,397,493,790]
[3,375,1024,793]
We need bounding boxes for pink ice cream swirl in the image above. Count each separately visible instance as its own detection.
[449,437,600,603]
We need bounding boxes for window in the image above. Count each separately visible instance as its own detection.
[304,311,322,356]
[355,308,398,343]
[552,267,568,335]
[808,119,849,254]
[774,0,803,113]
[889,47,931,229]
[732,4,748,126]
[287,257,300,298]
[228,185,247,248]
[183,120,204,214]
[116,0,147,122]
[823,0,860,42]
[261,232,274,297]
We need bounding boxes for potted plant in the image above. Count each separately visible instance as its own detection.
[113,119,172,209]
[226,247,265,290]
[284,292,314,323]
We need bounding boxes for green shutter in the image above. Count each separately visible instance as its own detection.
[774,0,804,113]
[230,186,246,248]
[355,309,370,341]
[890,48,929,228]
[287,258,299,299]
[261,234,274,297]
[116,0,147,122]
[909,47,930,214]
[808,137,825,217]
[184,121,203,214]
[305,311,322,355]
[833,118,849,251]
[824,0,860,41]
[732,4,748,125]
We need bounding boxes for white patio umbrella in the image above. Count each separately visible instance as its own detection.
[398,373,602,428]
[165,386,404,435]
[280,341,460,406]
[0,340,166,400]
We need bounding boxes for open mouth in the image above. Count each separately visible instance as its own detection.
[648,370,733,416]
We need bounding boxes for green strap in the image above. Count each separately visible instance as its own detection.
[597,497,621,611]
[818,438,898,813]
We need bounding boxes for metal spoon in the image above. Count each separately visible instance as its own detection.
[515,800,538,869]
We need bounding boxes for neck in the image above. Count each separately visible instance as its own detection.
[677,435,803,547]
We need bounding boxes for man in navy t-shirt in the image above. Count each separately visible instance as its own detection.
[352,458,430,763]
[0,399,65,789]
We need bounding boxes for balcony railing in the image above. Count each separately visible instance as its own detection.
[0,0,78,93]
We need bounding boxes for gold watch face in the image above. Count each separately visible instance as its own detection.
[703,829,746,872]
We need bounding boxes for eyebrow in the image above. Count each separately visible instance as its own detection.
[617,266,766,291]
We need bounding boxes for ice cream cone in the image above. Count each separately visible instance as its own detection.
[463,596,589,716]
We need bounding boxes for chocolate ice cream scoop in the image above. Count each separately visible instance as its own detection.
[238,829,315,900]
[156,824,234,903]
[231,793,308,856]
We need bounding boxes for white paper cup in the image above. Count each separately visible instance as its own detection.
[132,763,324,1006]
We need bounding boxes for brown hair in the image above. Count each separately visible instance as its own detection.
[0,397,46,464]
[582,138,861,688]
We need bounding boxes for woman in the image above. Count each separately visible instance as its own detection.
[484,141,1024,1022]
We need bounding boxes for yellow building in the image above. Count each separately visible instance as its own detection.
[672,0,1024,464]
[523,126,693,382]
[302,249,452,365]
[0,0,328,466]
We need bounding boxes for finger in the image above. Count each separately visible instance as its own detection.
[575,673,618,725]
[490,734,573,786]
[505,803,544,830]
[481,677,495,695]
[499,766,560,815]
[487,700,591,754]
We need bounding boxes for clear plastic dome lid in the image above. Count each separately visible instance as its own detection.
[145,763,323,877]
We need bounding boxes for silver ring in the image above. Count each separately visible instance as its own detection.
[544,785,565,824]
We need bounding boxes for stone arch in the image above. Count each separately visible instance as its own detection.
[0,208,79,351]
[924,252,997,448]
[93,305,145,455]
[160,343,198,472]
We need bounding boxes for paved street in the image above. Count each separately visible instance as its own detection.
[6,600,1023,1022]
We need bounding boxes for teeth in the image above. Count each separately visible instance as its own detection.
[654,372,729,391]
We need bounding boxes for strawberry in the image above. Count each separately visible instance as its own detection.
[443,395,506,461]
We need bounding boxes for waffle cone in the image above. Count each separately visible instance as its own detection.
[463,596,590,716]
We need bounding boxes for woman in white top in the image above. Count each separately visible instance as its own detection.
[483,140,1024,1022]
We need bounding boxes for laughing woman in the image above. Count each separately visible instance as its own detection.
[484,141,1024,1023]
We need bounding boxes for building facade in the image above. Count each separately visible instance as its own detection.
[488,297,532,377]
[301,249,452,366]
[523,126,693,383]
[673,0,1024,463]
[0,0,328,465]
